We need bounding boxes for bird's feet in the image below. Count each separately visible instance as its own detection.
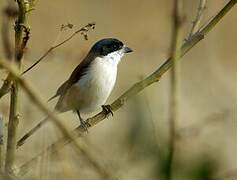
[79,119,91,133]
[76,110,90,132]
[102,105,113,116]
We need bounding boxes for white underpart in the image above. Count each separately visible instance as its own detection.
[62,49,124,114]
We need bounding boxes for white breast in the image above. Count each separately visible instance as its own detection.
[63,51,123,114]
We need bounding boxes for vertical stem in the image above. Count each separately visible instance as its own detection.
[5,83,19,172]
[166,0,184,179]
[5,0,29,173]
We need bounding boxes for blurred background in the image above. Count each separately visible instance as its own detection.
[0,0,237,179]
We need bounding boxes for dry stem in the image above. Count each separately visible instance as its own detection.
[5,0,30,173]
[166,0,184,179]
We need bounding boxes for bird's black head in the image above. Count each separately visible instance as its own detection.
[91,38,132,56]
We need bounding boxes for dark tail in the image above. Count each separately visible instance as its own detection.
[17,116,50,148]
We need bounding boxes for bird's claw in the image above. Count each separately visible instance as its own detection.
[102,105,113,116]
[80,119,90,133]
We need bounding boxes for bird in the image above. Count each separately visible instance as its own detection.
[17,38,133,147]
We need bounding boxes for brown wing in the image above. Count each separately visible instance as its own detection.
[52,53,95,110]
[66,53,93,87]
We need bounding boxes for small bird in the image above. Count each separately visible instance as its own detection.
[17,38,133,147]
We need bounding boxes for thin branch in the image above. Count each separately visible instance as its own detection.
[188,0,207,37]
[0,59,112,179]
[16,0,237,175]
[21,22,95,75]
[5,0,30,174]
[166,0,184,179]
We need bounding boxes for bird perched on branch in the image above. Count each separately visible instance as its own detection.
[17,38,133,147]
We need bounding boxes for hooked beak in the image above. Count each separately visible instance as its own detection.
[123,46,133,53]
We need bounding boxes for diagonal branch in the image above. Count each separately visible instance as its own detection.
[17,0,237,175]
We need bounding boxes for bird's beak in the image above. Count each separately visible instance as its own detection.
[123,46,133,53]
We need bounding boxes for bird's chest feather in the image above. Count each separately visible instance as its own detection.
[84,59,117,93]
[75,56,118,104]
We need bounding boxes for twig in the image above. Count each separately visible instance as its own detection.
[5,0,30,174]
[0,58,112,179]
[16,0,237,175]
[188,0,207,37]
[21,22,95,75]
[166,0,184,179]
